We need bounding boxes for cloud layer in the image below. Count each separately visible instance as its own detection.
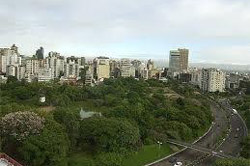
[0,0,249,64]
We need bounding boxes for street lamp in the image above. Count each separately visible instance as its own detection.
[157,141,163,157]
[157,141,163,149]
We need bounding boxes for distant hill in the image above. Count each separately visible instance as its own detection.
[85,57,250,72]
[153,59,250,71]
[190,63,250,72]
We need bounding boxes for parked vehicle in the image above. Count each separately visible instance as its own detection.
[174,161,183,166]
[232,109,237,114]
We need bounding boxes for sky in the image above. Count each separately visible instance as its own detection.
[0,0,250,64]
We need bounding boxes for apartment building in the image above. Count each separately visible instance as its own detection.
[93,57,110,79]
[201,68,226,92]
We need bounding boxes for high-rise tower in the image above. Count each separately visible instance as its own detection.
[169,48,189,73]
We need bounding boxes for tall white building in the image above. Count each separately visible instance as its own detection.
[136,63,148,79]
[47,52,65,78]
[64,63,79,78]
[5,64,24,80]
[120,58,135,77]
[201,68,226,92]
[64,56,86,78]
[25,59,39,76]
[18,66,26,80]
[141,68,149,80]
[85,70,94,86]
[0,55,7,73]
[6,65,16,77]
[190,68,202,87]
[0,48,21,74]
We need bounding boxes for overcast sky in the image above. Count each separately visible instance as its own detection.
[0,0,250,64]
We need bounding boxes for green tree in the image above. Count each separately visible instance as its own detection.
[53,108,81,148]
[106,103,154,141]
[80,117,140,152]
[79,66,89,84]
[18,118,69,166]
[175,97,185,108]
[154,120,193,141]
[0,103,35,117]
[241,136,250,159]
[6,75,18,84]
[13,86,36,100]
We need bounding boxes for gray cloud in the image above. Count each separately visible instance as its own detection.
[0,0,249,64]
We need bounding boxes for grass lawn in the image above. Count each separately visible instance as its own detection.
[64,144,173,166]
[61,152,94,166]
[122,144,173,166]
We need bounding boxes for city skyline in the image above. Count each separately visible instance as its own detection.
[0,0,250,64]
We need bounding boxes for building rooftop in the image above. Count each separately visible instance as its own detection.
[0,158,14,166]
[0,154,22,166]
[0,160,9,166]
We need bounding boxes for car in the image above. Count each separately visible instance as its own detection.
[174,162,183,166]
[219,150,223,153]
[232,109,237,114]
[212,151,217,155]
[235,134,238,138]
[236,128,240,131]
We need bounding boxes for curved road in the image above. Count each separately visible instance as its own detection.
[151,99,247,166]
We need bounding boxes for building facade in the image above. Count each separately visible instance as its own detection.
[169,48,189,74]
[93,57,110,79]
[201,68,226,92]
[190,68,202,87]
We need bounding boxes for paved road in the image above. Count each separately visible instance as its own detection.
[151,99,247,166]
[164,139,234,159]
[197,99,248,166]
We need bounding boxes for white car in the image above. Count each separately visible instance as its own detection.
[174,162,183,166]
[212,151,217,155]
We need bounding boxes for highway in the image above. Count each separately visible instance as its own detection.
[150,99,248,166]
[164,139,235,159]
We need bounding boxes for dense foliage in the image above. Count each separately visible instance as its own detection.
[240,136,250,159]
[240,80,250,95]
[18,118,69,166]
[0,77,213,166]
[80,117,140,152]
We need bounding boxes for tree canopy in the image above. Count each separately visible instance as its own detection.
[0,77,213,166]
